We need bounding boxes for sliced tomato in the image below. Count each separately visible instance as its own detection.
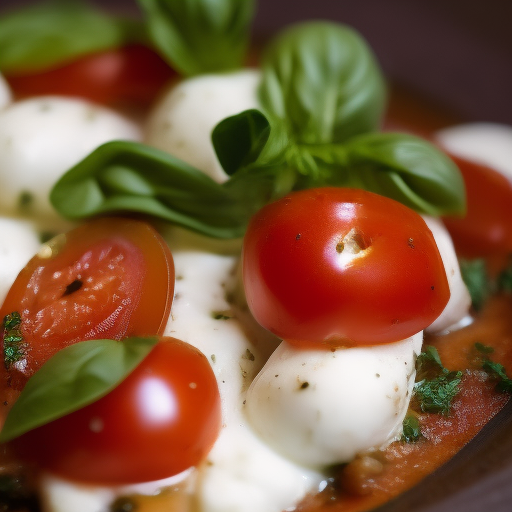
[442,153,512,259]
[5,44,175,107]
[243,187,450,347]
[12,337,221,485]
[0,217,174,389]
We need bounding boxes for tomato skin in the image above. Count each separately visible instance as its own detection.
[442,153,512,259]
[12,337,222,485]
[243,188,450,347]
[0,218,174,389]
[5,44,175,107]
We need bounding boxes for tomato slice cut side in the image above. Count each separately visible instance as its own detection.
[0,218,174,389]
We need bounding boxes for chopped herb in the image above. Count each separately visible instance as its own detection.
[402,414,422,443]
[459,258,491,310]
[497,258,512,293]
[18,190,34,210]
[212,311,232,320]
[475,342,494,354]
[2,312,26,369]
[482,359,512,393]
[243,348,255,361]
[413,346,462,415]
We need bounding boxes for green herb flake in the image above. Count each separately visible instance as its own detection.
[475,342,494,355]
[497,259,512,294]
[2,312,26,369]
[402,414,422,443]
[482,359,512,393]
[413,346,462,415]
[459,258,491,310]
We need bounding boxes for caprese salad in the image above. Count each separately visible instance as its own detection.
[1,2,512,512]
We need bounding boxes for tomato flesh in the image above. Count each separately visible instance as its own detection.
[442,153,512,259]
[5,44,175,107]
[0,218,174,389]
[243,187,450,347]
[12,337,222,485]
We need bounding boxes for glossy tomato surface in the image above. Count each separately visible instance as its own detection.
[243,187,450,347]
[13,337,221,485]
[442,153,512,259]
[0,217,174,389]
[5,44,175,107]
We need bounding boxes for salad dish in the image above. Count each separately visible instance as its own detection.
[1,2,512,512]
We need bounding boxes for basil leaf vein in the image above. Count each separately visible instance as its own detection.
[50,140,252,239]
[259,21,387,145]
[0,337,158,443]
[138,0,255,76]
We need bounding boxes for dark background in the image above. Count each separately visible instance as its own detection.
[1,0,512,123]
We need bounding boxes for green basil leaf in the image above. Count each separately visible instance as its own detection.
[49,140,250,239]
[138,0,255,76]
[0,337,158,443]
[309,132,466,216]
[212,109,271,176]
[0,1,137,74]
[259,21,387,145]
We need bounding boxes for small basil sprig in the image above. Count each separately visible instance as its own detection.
[0,1,138,74]
[0,337,158,443]
[212,109,466,217]
[50,140,253,239]
[259,22,387,145]
[138,0,255,76]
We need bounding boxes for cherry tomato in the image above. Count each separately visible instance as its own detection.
[243,187,450,347]
[442,153,512,259]
[5,44,175,107]
[0,217,174,389]
[12,337,222,485]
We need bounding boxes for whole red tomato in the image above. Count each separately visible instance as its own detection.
[0,217,174,390]
[5,44,175,107]
[243,187,449,347]
[12,337,222,485]
[442,153,512,259]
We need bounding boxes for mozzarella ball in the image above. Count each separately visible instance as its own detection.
[0,217,41,305]
[0,96,141,221]
[245,333,422,468]
[0,73,12,110]
[423,216,471,333]
[436,123,512,178]
[144,70,261,183]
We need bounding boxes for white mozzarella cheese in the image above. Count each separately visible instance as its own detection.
[0,73,12,110]
[245,333,422,468]
[436,123,512,178]
[40,469,194,512]
[0,217,41,306]
[422,216,472,333]
[0,96,141,223]
[163,227,323,512]
[144,70,261,183]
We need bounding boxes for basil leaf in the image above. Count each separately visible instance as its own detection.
[0,1,136,74]
[259,21,386,145]
[138,0,255,76]
[0,337,158,443]
[308,132,466,216]
[212,109,271,176]
[50,140,250,239]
